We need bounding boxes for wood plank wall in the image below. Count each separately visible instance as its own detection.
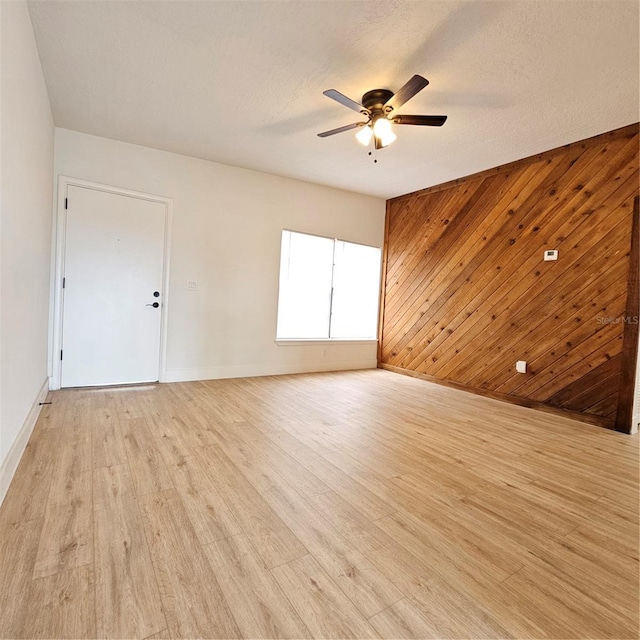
[379,124,639,431]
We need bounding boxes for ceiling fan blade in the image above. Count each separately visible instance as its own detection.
[323,89,368,114]
[392,114,448,126]
[317,122,367,138]
[385,75,429,112]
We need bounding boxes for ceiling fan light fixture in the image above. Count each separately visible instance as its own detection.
[355,124,373,146]
[372,116,391,137]
[377,131,397,148]
[372,116,396,147]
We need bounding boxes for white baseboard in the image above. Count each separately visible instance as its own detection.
[0,377,49,507]
[163,359,377,383]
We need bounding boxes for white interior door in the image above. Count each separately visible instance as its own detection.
[61,185,166,387]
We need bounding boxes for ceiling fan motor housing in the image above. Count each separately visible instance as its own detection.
[362,89,394,116]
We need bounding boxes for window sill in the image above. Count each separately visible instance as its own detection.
[275,338,378,346]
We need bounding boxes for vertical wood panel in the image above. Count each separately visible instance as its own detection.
[380,124,639,429]
[377,200,391,364]
[615,196,640,432]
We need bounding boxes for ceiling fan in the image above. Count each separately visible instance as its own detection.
[317,74,447,150]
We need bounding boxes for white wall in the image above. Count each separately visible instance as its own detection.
[0,1,54,492]
[54,129,385,382]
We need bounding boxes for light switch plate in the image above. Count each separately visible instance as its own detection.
[516,360,527,374]
[187,280,198,290]
[544,249,558,261]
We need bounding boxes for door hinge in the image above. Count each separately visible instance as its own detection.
[65,198,68,210]
[62,277,66,289]
[60,349,63,361]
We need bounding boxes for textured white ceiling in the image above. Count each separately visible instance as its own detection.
[28,0,639,199]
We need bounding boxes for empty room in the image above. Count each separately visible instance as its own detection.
[1,0,639,638]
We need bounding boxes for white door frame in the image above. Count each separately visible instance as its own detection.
[50,176,173,390]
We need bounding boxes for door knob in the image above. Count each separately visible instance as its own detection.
[146,302,160,308]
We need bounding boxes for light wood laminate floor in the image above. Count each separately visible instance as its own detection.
[0,369,638,639]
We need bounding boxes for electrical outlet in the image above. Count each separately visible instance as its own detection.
[516,360,527,374]
[187,280,198,291]
[544,249,558,261]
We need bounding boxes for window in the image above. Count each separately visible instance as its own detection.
[276,230,381,340]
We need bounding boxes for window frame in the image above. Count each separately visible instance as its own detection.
[275,229,382,344]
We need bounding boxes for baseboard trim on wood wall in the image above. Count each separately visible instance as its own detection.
[0,377,49,507]
[379,363,614,430]
[164,359,378,383]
